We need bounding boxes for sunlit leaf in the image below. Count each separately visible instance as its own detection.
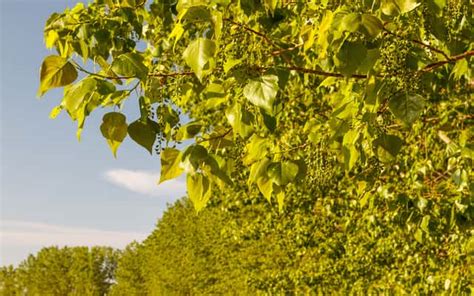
[267,161,299,186]
[159,148,184,183]
[111,53,148,79]
[243,75,279,114]
[183,38,216,81]
[38,55,78,96]
[187,173,212,212]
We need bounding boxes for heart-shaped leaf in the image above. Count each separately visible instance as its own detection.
[38,55,78,96]
[243,75,279,114]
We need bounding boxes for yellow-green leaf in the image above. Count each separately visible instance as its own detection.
[38,55,78,97]
[267,161,299,186]
[183,38,216,81]
[257,177,273,203]
[187,173,212,212]
[243,75,279,114]
[160,148,184,183]
[382,0,420,15]
[111,53,148,79]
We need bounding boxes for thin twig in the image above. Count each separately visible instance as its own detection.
[383,28,451,60]
[420,50,473,73]
[197,129,232,144]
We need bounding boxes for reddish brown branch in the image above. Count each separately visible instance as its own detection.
[420,50,473,73]
[197,129,232,144]
[148,71,194,77]
[284,66,371,79]
[223,18,275,46]
[383,28,451,60]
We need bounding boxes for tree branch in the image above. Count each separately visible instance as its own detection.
[383,27,451,60]
[72,47,472,83]
[197,129,232,144]
[223,18,276,47]
[420,50,473,73]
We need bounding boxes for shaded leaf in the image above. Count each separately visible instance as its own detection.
[373,134,403,162]
[389,93,424,126]
[100,112,128,157]
[128,119,160,154]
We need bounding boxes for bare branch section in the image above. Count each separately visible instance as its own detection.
[420,50,474,73]
[71,36,472,82]
[382,27,452,60]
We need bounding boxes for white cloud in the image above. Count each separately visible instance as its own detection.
[0,220,149,266]
[103,169,186,198]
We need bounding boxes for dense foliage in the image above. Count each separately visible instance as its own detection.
[0,246,119,295]
[109,195,472,294]
[32,0,474,293]
[38,0,472,212]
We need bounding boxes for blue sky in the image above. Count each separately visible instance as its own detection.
[0,0,185,266]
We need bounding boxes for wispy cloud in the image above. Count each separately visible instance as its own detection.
[103,169,186,198]
[0,220,149,266]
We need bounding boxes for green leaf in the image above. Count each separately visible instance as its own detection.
[225,103,255,138]
[183,38,216,81]
[317,10,334,59]
[243,135,272,165]
[341,13,360,33]
[248,158,270,187]
[243,75,279,114]
[275,185,285,213]
[100,112,128,157]
[111,53,148,79]
[267,161,299,186]
[261,110,276,132]
[382,0,421,15]
[257,177,273,203]
[182,145,209,172]
[187,173,212,212]
[451,59,469,81]
[169,23,185,50]
[342,129,360,171]
[389,93,424,126]
[175,121,202,141]
[44,30,59,49]
[373,134,403,162]
[38,55,78,96]
[223,58,242,73]
[335,41,367,76]
[420,215,431,233]
[360,15,383,38]
[159,148,184,183]
[49,105,63,119]
[341,13,382,38]
[202,154,233,186]
[204,127,233,150]
[128,119,160,154]
[204,82,227,109]
[62,77,97,114]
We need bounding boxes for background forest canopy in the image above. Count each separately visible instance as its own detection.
[2,0,473,294]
